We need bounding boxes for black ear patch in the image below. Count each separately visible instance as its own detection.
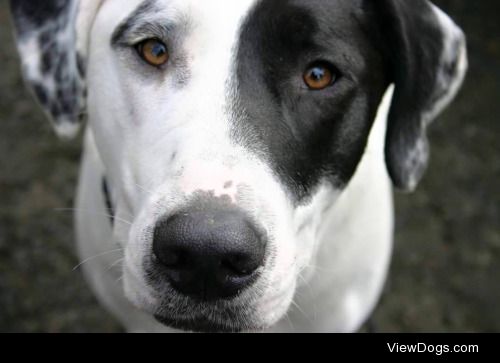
[10,0,86,138]
[373,0,467,191]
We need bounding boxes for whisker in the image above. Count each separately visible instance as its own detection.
[302,263,331,274]
[133,182,154,196]
[297,272,309,286]
[290,299,311,322]
[297,272,319,321]
[107,258,124,271]
[285,311,295,332]
[297,272,315,296]
[73,248,124,271]
[54,208,134,226]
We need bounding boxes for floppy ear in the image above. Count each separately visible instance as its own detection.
[374,0,468,191]
[10,0,102,138]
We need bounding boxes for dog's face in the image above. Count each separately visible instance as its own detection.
[11,0,466,332]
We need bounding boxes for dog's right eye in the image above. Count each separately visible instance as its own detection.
[136,39,169,67]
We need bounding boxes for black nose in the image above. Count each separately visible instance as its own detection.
[153,207,266,301]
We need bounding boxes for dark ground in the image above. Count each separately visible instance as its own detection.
[0,0,499,333]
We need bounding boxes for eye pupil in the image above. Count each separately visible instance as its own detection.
[311,67,325,81]
[138,39,169,67]
[151,43,166,58]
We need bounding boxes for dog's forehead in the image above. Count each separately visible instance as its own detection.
[104,0,363,36]
[104,0,259,38]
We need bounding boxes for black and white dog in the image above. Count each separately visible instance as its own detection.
[10,0,467,332]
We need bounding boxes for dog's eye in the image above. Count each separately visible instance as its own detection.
[136,39,169,67]
[303,62,337,90]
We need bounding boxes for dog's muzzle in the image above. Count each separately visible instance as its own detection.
[152,201,267,302]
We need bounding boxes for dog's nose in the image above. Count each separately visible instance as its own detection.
[153,208,266,301]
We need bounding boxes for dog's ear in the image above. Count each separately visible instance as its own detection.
[10,0,102,138]
[373,0,467,191]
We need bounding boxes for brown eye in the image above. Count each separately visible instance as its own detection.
[137,39,169,67]
[303,62,337,90]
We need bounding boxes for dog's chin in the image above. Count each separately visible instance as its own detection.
[153,314,263,333]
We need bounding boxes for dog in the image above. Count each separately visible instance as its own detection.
[10,0,467,333]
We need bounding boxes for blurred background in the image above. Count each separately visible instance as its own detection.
[0,0,499,333]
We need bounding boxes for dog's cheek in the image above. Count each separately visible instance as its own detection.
[122,264,158,313]
[122,226,161,313]
[290,183,342,275]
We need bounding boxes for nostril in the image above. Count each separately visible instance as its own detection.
[159,248,188,269]
[153,240,192,270]
[221,253,261,277]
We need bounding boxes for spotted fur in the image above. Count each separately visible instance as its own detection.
[10,0,91,137]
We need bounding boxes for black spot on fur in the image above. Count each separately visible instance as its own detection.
[50,101,62,118]
[59,92,74,115]
[41,51,53,75]
[10,0,71,29]
[77,53,86,78]
[32,83,49,106]
[39,29,54,46]
[55,52,68,83]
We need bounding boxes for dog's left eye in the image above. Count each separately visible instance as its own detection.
[303,62,338,90]
[136,39,169,67]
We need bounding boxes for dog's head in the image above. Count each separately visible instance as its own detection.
[11,0,467,332]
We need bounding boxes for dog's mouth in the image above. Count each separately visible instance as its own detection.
[149,290,274,333]
[148,284,296,333]
[153,314,252,333]
[147,289,260,333]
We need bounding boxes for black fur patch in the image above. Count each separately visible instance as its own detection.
[234,0,466,199]
[234,0,388,203]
